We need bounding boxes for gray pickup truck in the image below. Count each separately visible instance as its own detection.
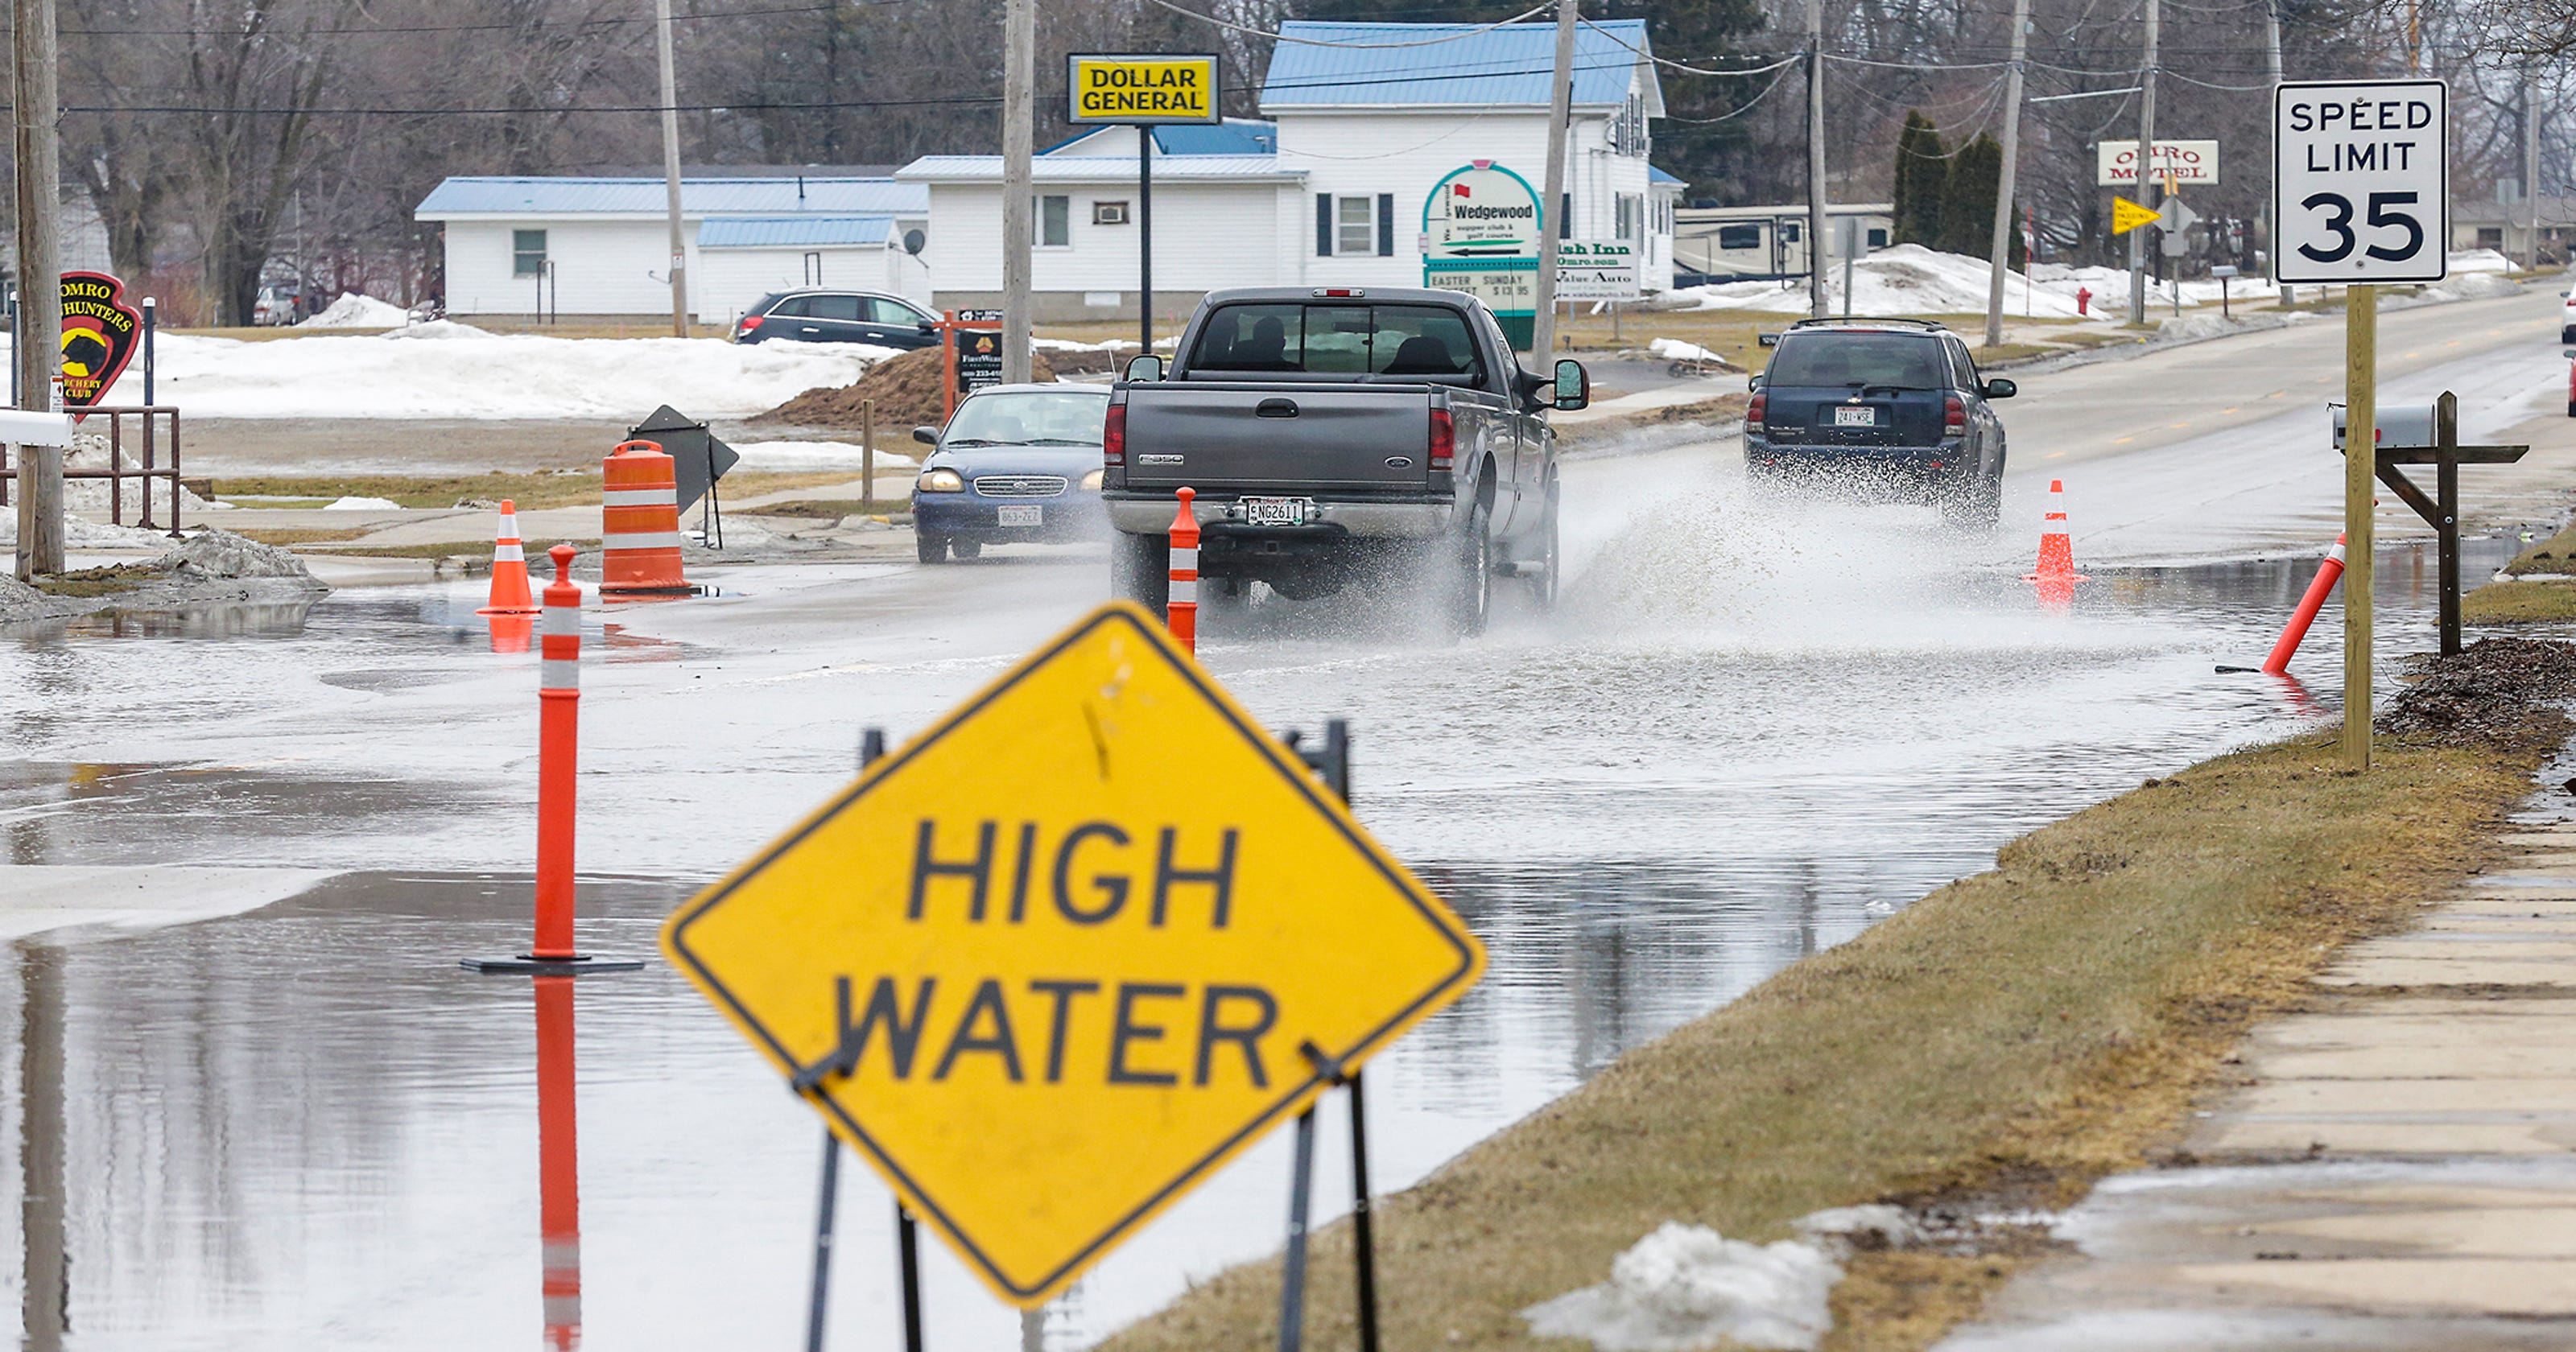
[1104,286,1590,634]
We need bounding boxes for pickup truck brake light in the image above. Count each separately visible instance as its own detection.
[1943,394,1966,439]
[1428,408,1455,472]
[1746,393,1765,434]
[1311,287,1366,298]
[1104,402,1126,467]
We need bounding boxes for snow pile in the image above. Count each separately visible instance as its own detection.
[295,292,414,329]
[0,513,179,550]
[58,330,896,420]
[1521,1222,1841,1352]
[1674,245,2086,319]
[151,527,316,580]
[1793,1206,1922,1255]
[2423,271,2522,302]
[1649,337,1728,365]
[731,439,919,473]
[322,496,402,510]
[54,433,224,519]
[2449,248,2513,274]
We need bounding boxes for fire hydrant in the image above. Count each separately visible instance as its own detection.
[2076,286,2093,316]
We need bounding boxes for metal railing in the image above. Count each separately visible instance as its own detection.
[0,406,184,537]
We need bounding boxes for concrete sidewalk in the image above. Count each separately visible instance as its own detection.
[1937,821,2576,1350]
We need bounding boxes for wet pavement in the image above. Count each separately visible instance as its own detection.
[2,381,2566,1347]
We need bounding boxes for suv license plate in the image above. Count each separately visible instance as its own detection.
[997,504,1042,527]
[1242,497,1313,527]
[1834,406,1876,427]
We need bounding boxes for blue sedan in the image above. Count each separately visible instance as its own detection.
[910,385,1113,563]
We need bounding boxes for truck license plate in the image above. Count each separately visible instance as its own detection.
[997,504,1042,527]
[1834,406,1876,427]
[1242,497,1312,527]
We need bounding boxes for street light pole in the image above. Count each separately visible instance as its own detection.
[654,0,687,337]
[2128,0,2159,325]
[11,0,63,579]
[1532,0,1576,357]
[1984,0,2030,349]
[1001,0,1034,383]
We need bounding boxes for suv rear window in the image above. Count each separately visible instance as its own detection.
[1765,332,1948,390]
[1187,303,1484,383]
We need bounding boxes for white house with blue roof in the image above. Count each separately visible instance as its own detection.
[894,23,1679,332]
[414,174,930,322]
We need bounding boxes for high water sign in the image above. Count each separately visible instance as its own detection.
[663,600,1484,1308]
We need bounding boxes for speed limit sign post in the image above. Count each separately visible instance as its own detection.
[2274,77,2447,770]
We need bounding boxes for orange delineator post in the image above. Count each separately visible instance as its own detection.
[461,544,642,975]
[535,975,584,1350]
[2262,532,2348,676]
[479,499,539,614]
[601,439,693,596]
[2023,478,2090,584]
[535,543,582,961]
[1166,486,1199,654]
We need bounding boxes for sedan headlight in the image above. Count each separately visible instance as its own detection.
[1080,468,1104,490]
[916,468,964,493]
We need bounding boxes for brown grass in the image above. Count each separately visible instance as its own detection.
[1099,728,2545,1352]
[211,469,869,514]
[2464,577,2576,625]
[2497,520,2576,576]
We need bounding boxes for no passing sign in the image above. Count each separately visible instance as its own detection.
[2273,79,2446,284]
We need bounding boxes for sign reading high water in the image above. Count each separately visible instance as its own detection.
[1066,54,1222,125]
[59,271,141,412]
[663,602,1485,1308]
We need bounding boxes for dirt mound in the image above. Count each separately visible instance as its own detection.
[757,345,1055,430]
[2380,637,2576,744]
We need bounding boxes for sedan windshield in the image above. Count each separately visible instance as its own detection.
[944,390,1110,446]
[1766,334,1946,389]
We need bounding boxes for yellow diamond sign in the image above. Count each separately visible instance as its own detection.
[2111,195,2161,235]
[661,601,1485,1308]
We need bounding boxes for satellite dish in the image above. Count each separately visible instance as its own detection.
[904,229,927,256]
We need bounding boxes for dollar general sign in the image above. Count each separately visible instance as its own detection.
[663,601,1484,1307]
[1067,54,1222,125]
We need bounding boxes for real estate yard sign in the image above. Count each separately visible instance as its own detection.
[1422,162,1543,348]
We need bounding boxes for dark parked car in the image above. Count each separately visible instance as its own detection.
[910,385,1113,563]
[1744,318,2013,527]
[733,289,940,349]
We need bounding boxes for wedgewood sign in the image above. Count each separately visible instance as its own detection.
[59,270,142,416]
[1422,161,1542,259]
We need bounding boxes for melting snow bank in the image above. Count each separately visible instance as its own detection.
[295,291,417,328]
[1523,1222,1840,1351]
[44,328,896,419]
[1,527,326,628]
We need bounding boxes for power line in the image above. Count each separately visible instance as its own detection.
[59,1,857,39]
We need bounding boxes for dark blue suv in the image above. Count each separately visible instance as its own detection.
[1745,318,2013,527]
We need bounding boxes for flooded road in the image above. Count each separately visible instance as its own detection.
[0,422,2551,1347]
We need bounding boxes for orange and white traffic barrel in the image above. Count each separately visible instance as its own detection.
[1166,486,1199,653]
[477,498,539,615]
[601,439,693,596]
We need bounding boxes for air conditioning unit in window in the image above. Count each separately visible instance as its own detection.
[1093,201,1130,225]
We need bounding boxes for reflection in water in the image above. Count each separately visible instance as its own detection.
[58,600,319,642]
[489,613,535,656]
[19,941,66,1352]
[536,977,584,1350]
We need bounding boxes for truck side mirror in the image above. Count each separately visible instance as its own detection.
[912,425,939,447]
[1553,359,1589,411]
[1123,353,1165,382]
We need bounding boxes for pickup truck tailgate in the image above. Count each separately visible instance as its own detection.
[1124,385,1434,491]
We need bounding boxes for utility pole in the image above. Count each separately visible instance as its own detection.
[654,0,687,336]
[1805,0,1829,318]
[1001,0,1034,383]
[1532,0,1576,357]
[1984,0,2031,348]
[2264,2,2285,301]
[2128,0,2158,325]
[2525,76,2544,273]
[12,0,62,579]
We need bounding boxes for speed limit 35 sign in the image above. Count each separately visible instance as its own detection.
[2273,79,2447,283]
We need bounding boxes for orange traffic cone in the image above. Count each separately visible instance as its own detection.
[477,499,539,615]
[2022,479,2090,585]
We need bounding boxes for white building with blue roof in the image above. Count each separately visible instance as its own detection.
[414,174,930,322]
[895,22,1679,332]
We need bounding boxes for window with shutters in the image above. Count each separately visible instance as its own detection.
[1335,196,1375,255]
